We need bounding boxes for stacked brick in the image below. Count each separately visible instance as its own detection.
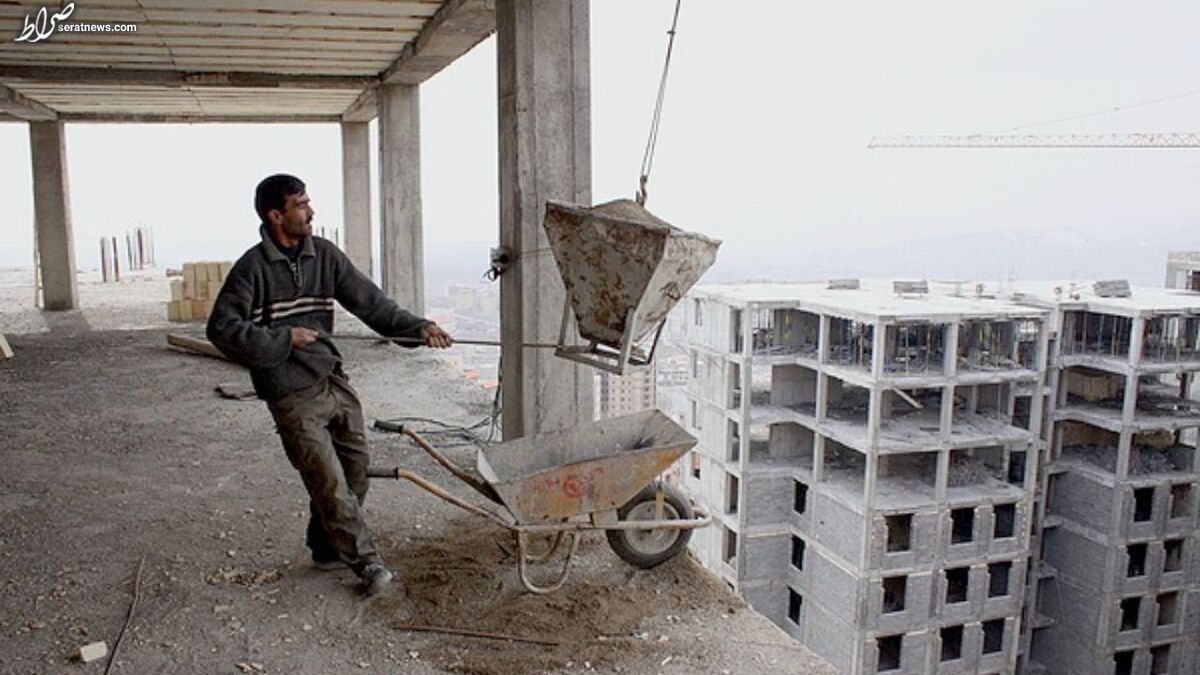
[167,261,232,322]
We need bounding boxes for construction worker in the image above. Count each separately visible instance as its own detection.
[206,173,453,596]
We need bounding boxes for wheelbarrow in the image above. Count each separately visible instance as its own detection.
[368,409,711,594]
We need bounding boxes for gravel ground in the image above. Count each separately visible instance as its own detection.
[0,273,833,675]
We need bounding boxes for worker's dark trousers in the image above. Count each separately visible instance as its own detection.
[267,373,382,576]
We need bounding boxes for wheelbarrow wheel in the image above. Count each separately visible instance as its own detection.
[606,482,693,569]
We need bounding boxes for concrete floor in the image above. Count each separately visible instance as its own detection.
[0,305,833,674]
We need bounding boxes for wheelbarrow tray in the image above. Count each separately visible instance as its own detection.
[477,409,696,524]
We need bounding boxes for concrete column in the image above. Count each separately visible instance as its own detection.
[871,320,887,379]
[29,121,77,311]
[1128,316,1145,368]
[940,385,955,437]
[868,321,887,449]
[377,84,423,314]
[817,315,830,364]
[496,0,592,439]
[340,120,372,278]
[935,449,949,502]
[944,322,959,376]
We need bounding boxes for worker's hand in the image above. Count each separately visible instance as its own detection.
[422,323,454,349]
[290,327,319,348]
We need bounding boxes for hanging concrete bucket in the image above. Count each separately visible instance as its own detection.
[543,198,721,374]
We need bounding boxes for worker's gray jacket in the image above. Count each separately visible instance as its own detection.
[207,226,429,402]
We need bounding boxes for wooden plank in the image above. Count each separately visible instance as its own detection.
[6,0,436,6]
[123,24,418,41]
[168,329,230,357]
[0,334,13,360]
[2,0,441,18]
[0,6,431,29]
[2,33,411,50]
[0,43,396,62]
[0,58,382,76]
[0,66,378,89]
[12,85,361,98]
[192,90,358,98]
[54,103,204,111]
[380,0,493,85]
[0,44,173,57]
[0,53,174,65]
[60,112,342,122]
[26,100,351,112]
[0,51,389,66]
[26,95,354,108]
[137,0,442,18]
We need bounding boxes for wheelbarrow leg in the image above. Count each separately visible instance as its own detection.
[521,532,567,564]
[516,530,581,595]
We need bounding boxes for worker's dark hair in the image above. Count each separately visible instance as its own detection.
[254,174,306,223]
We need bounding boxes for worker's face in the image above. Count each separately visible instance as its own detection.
[270,192,314,238]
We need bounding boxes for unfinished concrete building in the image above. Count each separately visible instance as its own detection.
[1011,283,1200,675]
[1165,252,1200,292]
[679,281,1049,674]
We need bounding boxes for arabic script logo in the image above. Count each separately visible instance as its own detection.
[14,3,75,43]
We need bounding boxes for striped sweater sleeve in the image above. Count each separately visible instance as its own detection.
[330,245,430,342]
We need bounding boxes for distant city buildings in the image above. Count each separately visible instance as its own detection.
[427,282,500,390]
[595,367,657,420]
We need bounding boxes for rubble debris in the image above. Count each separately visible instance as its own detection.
[0,334,12,360]
[1063,445,1182,474]
[78,641,108,663]
[1064,368,1121,402]
[206,566,283,588]
[948,454,1000,487]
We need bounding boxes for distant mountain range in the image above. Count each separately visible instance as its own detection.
[420,224,1198,299]
[698,225,1199,287]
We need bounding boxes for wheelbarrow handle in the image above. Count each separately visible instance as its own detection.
[367,466,514,529]
[399,428,505,505]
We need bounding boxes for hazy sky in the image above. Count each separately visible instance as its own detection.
[3,1,1200,286]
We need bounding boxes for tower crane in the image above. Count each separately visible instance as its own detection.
[868,133,1200,149]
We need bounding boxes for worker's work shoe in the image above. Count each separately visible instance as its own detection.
[362,563,393,596]
[311,553,345,571]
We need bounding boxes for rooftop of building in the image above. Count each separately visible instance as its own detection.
[692,280,1046,323]
[692,278,1200,321]
[1010,280,1200,317]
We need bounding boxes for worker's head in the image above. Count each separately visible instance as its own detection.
[255,174,313,241]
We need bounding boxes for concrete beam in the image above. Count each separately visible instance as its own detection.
[29,121,77,311]
[377,83,423,314]
[381,0,495,85]
[341,87,377,122]
[497,0,592,439]
[341,121,373,278]
[0,85,57,121]
[0,65,375,90]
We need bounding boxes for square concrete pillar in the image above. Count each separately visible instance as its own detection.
[341,120,372,278]
[29,121,77,311]
[496,0,593,439]
[377,84,423,314]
